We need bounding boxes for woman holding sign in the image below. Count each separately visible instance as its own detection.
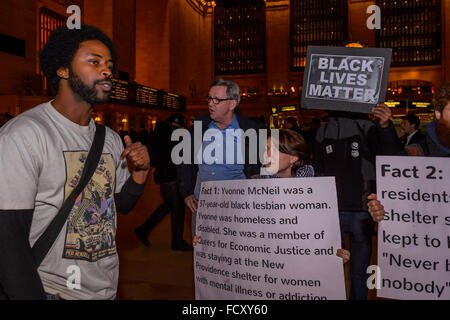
[194,129,352,262]
[194,128,386,264]
[260,129,314,179]
[259,129,351,263]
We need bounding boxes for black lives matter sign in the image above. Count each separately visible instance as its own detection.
[301,46,392,113]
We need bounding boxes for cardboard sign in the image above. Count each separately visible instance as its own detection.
[376,156,450,300]
[194,177,346,300]
[301,46,392,113]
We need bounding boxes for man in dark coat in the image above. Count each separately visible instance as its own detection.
[313,104,402,300]
[136,113,193,251]
[405,82,450,157]
[400,114,426,148]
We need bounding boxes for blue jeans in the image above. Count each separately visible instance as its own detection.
[339,211,374,300]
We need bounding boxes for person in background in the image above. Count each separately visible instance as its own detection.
[400,114,426,148]
[370,82,450,222]
[313,104,402,300]
[136,114,192,251]
[301,117,321,147]
[404,82,450,157]
[137,126,149,146]
[283,117,302,135]
[177,79,265,238]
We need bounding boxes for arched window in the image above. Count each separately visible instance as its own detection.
[214,0,266,75]
[376,0,441,66]
[38,7,66,92]
[290,0,348,71]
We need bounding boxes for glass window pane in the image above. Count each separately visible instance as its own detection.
[375,0,441,66]
[214,0,266,75]
[290,0,348,71]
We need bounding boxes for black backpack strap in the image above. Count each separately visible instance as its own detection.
[31,123,106,266]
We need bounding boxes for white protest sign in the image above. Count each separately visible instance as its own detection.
[194,177,346,300]
[376,156,450,300]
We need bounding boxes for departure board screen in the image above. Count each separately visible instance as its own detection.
[109,79,135,104]
[408,101,433,110]
[109,79,185,112]
[136,85,159,107]
[162,92,185,111]
[385,101,407,108]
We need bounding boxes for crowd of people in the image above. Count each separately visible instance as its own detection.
[0,24,448,300]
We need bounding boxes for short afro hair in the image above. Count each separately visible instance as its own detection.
[39,25,117,91]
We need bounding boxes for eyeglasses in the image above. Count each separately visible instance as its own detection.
[206,96,233,104]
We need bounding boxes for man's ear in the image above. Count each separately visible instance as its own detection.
[229,100,237,112]
[56,67,70,80]
[435,110,441,120]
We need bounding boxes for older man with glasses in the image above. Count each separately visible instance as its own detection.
[177,78,265,237]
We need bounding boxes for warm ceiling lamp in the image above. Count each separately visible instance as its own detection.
[193,0,216,15]
[198,0,216,7]
[345,42,364,48]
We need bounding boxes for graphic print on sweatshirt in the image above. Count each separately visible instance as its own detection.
[62,151,117,262]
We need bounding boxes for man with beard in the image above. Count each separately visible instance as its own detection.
[405,82,450,157]
[370,83,450,225]
[0,25,150,299]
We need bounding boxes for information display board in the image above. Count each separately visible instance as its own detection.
[109,79,186,112]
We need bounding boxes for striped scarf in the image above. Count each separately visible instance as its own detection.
[259,164,315,179]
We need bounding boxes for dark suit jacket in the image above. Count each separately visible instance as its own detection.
[404,130,426,147]
[176,109,265,199]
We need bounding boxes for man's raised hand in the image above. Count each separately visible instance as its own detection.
[120,135,150,184]
[372,104,392,129]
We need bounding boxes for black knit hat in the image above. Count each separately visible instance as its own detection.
[168,113,186,127]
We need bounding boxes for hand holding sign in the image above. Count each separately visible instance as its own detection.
[367,193,385,222]
[184,194,199,214]
[336,249,350,264]
[372,104,392,128]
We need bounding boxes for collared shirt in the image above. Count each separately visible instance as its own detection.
[405,130,418,147]
[194,114,246,199]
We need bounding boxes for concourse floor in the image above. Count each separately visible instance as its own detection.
[116,173,195,300]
